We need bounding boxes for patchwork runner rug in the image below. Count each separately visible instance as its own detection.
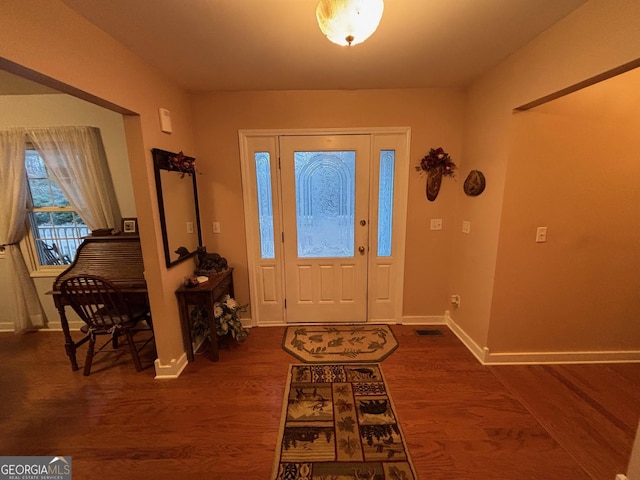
[271,363,416,480]
[282,325,399,363]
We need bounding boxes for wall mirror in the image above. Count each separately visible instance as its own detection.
[152,148,202,268]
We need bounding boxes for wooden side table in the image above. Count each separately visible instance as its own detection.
[175,269,234,362]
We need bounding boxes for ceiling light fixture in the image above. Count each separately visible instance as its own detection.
[316,0,384,47]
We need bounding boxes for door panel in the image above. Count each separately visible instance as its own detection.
[279,135,370,323]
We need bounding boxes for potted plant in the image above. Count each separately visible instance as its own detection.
[190,295,249,348]
[214,295,249,341]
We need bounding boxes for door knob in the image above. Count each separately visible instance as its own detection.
[360,219,367,226]
[358,246,365,255]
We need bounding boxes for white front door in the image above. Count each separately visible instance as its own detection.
[279,135,371,323]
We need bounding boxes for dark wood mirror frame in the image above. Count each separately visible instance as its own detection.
[152,148,203,268]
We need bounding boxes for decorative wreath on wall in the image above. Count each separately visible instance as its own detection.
[416,147,456,201]
[167,151,196,176]
[416,147,456,177]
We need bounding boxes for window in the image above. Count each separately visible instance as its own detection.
[377,150,395,257]
[255,152,275,259]
[25,149,89,267]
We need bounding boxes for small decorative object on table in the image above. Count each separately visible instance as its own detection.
[183,275,199,288]
[121,217,138,234]
[195,246,228,276]
[91,228,114,236]
[416,147,456,201]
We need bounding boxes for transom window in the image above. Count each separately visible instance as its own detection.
[25,149,89,266]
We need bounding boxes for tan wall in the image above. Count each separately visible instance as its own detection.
[190,89,465,316]
[454,0,640,352]
[489,69,640,352]
[0,0,198,370]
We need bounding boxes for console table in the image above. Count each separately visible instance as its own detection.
[175,269,234,362]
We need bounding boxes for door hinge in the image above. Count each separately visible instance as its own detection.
[284,298,287,309]
[278,156,281,169]
[281,232,284,243]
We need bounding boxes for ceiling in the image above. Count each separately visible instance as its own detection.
[51,0,587,93]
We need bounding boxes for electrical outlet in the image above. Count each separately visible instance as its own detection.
[536,226,547,243]
[430,219,443,231]
[450,294,461,307]
[212,222,221,234]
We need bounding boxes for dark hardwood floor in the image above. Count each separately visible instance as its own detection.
[0,325,638,480]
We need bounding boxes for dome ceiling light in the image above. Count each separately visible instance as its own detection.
[316,0,384,47]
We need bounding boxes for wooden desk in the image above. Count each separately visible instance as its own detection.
[175,269,234,362]
[49,235,148,371]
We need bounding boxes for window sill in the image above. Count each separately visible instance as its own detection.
[30,267,66,279]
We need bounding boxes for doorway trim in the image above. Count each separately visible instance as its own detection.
[239,127,410,326]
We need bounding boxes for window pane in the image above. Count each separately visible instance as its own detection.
[294,151,355,258]
[25,150,46,178]
[51,211,75,226]
[50,182,70,207]
[255,152,275,259]
[377,150,395,257]
[29,212,89,265]
[71,212,88,239]
[31,211,52,231]
[28,179,53,207]
[25,150,89,267]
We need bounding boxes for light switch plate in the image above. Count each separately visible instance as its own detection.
[536,226,547,243]
[462,220,471,234]
[430,219,443,231]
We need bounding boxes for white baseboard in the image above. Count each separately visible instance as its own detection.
[401,315,447,325]
[446,312,640,365]
[0,321,84,333]
[241,317,255,328]
[0,322,15,332]
[484,349,640,365]
[445,312,489,363]
[154,353,188,379]
[43,321,84,332]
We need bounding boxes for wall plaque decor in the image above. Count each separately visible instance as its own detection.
[463,170,486,196]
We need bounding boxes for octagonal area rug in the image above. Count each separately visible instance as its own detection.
[282,325,399,363]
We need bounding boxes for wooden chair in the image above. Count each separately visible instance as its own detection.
[59,275,154,376]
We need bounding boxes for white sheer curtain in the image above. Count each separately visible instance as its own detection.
[0,130,45,332]
[28,126,122,231]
